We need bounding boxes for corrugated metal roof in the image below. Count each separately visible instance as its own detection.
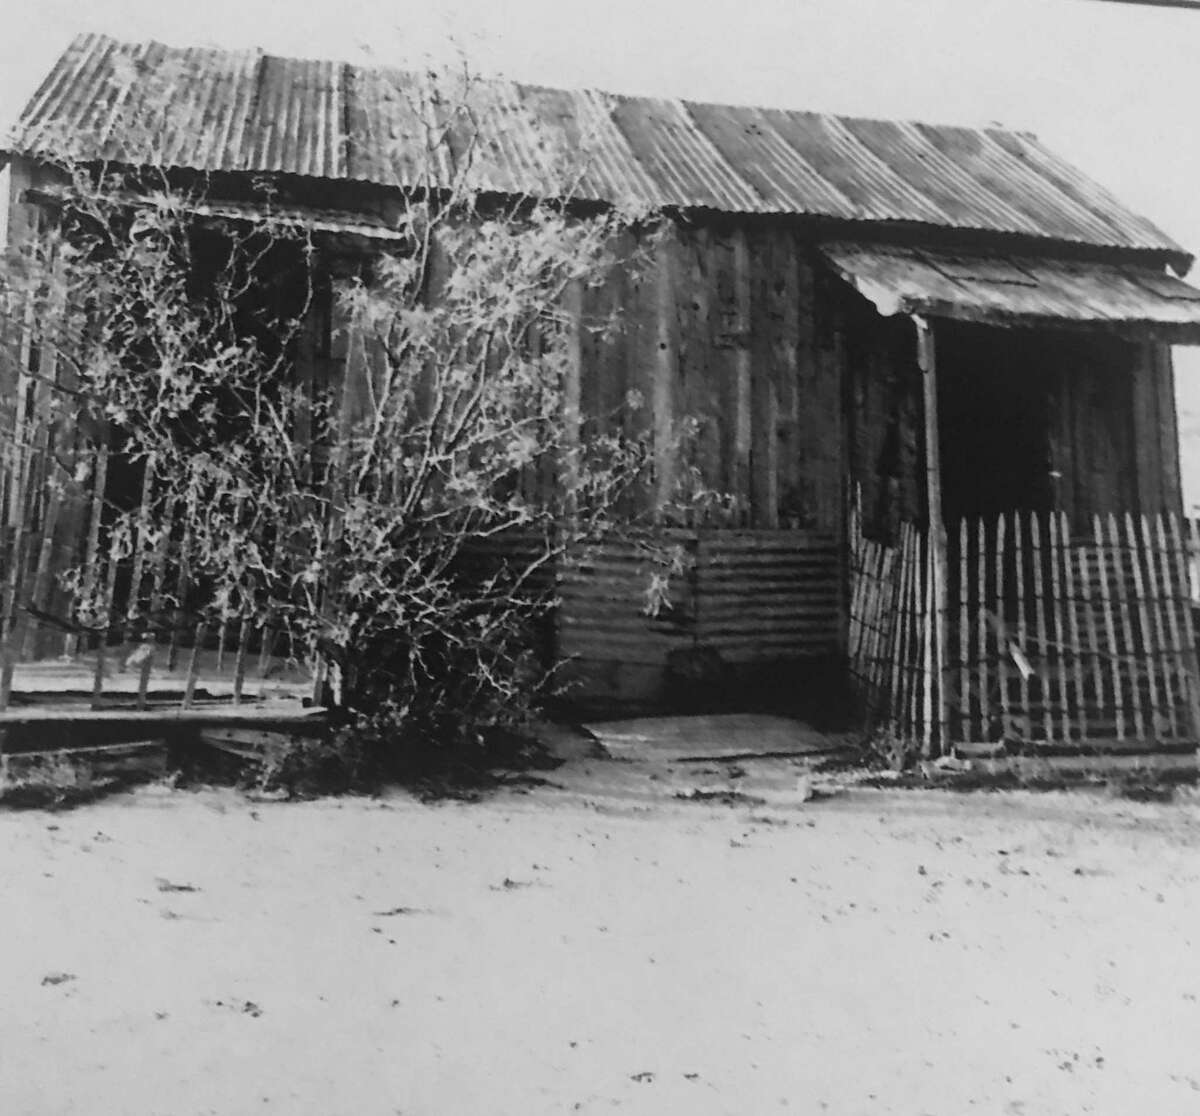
[6,33,1189,266]
[819,241,1200,341]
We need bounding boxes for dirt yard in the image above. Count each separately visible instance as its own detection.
[2,748,1200,1115]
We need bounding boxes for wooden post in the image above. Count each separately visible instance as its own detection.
[652,227,678,518]
[920,531,934,747]
[958,517,970,744]
[913,316,948,755]
[732,227,752,522]
[561,278,584,522]
[1170,515,1200,746]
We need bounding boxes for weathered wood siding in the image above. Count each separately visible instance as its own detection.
[1130,341,1183,517]
[1045,334,1181,525]
[581,222,925,545]
[579,220,848,534]
[1047,333,1137,523]
[834,279,924,543]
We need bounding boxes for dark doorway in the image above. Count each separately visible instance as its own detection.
[936,323,1054,525]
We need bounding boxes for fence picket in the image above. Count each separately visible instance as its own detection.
[1108,516,1139,739]
[1077,528,1104,735]
[146,497,175,634]
[995,514,1011,744]
[906,525,922,744]
[1154,515,1185,740]
[166,509,193,673]
[1046,512,1070,743]
[1013,513,1029,732]
[20,481,63,661]
[884,528,901,734]
[135,641,155,711]
[101,529,121,649]
[1172,515,1200,741]
[1092,516,1125,741]
[0,423,34,710]
[1129,513,1168,742]
[976,516,989,743]
[877,545,900,724]
[1057,513,1087,745]
[91,632,107,708]
[1029,514,1052,743]
[872,541,892,714]
[1111,512,1147,742]
[182,620,206,709]
[66,445,109,662]
[895,526,912,741]
[233,617,252,706]
[126,456,157,636]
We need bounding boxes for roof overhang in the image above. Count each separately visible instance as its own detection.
[819,241,1200,344]
[24,185,408,243]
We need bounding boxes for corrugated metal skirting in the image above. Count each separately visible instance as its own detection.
[558,530,841,702]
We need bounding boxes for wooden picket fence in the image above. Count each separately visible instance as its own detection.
[847,515,936,749]
[0,433,317,715]
[849,502,1200,754]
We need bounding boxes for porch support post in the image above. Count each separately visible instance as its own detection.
[914,315,949,756]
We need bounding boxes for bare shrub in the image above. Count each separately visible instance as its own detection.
[1,64,704,789]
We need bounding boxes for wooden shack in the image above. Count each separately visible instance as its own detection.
[6,33,1200,754]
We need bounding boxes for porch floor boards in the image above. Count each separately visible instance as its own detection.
[0,648,321,750]
[3,647,311,703]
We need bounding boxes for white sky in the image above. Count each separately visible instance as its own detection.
[5,0,1200,500]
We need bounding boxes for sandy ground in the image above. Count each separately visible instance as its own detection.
[2,749,1200,1116]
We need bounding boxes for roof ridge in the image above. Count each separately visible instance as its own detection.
[60,31,1040,141]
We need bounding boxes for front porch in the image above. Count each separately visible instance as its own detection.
[846,311,1200,757]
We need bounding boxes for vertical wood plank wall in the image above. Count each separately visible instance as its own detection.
[1131,341,1183,517]
[1046,334,1181,525]
[579,218,922,539]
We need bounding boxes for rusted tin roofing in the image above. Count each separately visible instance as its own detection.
[820,241,1200,341]
[6,33,1188,266]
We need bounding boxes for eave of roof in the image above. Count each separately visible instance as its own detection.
[820,241,1200,344]
[25,184,409,241]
